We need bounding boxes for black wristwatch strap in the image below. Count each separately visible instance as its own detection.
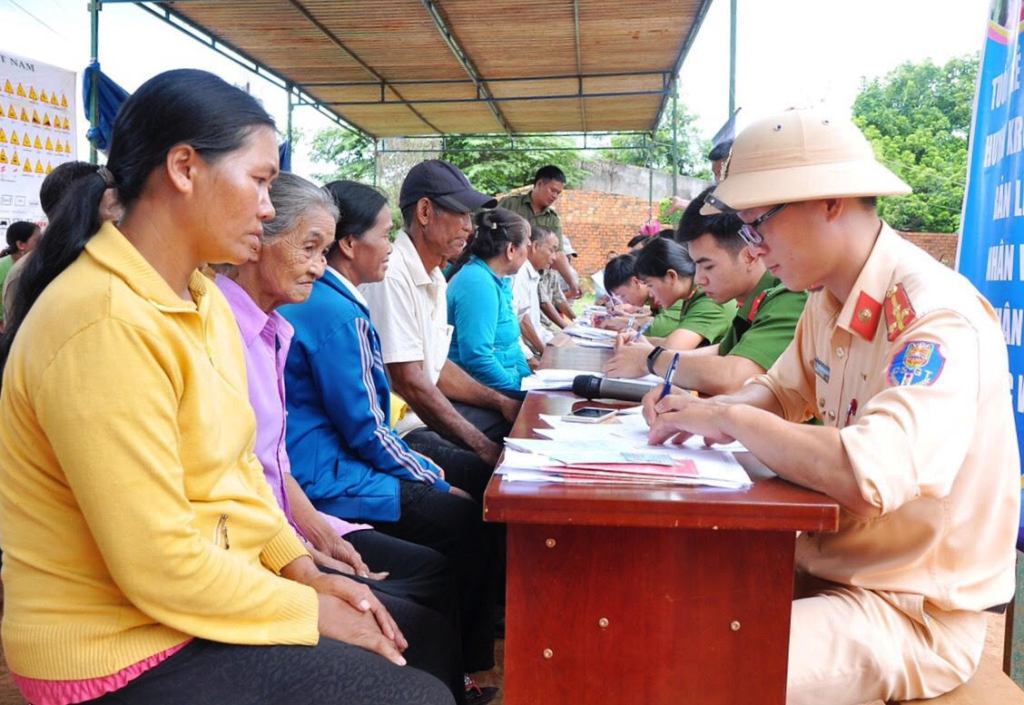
[646,346,665,376]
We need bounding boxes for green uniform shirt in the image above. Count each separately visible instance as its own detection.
[0,255,13,323]
[497,191,563,246]
[717,271,808,371]
[647,289,736,345]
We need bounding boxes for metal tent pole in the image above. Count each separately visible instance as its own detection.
[89,0,101,164]
[671,80,679,195]
[729,0,737,115]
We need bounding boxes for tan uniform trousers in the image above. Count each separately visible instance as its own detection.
[787,585,988,705]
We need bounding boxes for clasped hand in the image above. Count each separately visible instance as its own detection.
[309,572,409,666]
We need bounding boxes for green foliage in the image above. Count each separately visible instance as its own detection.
[852,54,979,233]
[602,102,712,180]
[440,135,587,195]
[308,127,375,184]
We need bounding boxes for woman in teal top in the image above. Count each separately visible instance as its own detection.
[447,208,532,397]
[633,236,736,349]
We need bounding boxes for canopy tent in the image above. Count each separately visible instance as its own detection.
[96,0,714,140]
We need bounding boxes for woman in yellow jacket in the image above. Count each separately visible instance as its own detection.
[0,69,453,705]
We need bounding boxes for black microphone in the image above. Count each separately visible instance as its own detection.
[572,374,658,402]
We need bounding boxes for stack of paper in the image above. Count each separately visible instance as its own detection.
[561,323,614,348]
[499,415,752,489]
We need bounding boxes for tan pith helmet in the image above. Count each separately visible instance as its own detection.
[700,108,911,215]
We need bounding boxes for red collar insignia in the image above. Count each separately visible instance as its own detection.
[849,291,881,341]
[883,284,916,341]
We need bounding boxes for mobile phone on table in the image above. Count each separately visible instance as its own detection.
[562,406,618,424]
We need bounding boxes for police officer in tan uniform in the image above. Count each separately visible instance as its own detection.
[644,109,1020,704]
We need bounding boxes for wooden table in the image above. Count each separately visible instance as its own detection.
[484,343,840,705]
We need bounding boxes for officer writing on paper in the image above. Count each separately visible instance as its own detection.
[644,108,1019,705]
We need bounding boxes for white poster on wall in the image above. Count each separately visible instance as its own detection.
[0,50,77,238]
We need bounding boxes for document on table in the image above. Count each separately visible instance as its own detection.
[500,416,752,488]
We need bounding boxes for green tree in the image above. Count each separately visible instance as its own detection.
[853,54,979,232]
[601,102,712,180]
[440,135,587,195]
[308,127,375,183]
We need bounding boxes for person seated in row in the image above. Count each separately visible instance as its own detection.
[0,68,452,705]
[216,171,471,702]
[361,160,519,483]
[536,237,578,330]
[619,237,736,351]
[281,177,498,678]
[646,107,1018,705]
[0,221,41,327]
[512,224,559,362]
[606,188,807,395]
[215,178,466,691]
[446,209,533,398]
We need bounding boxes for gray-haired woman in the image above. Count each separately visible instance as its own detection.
[216,171,465,703]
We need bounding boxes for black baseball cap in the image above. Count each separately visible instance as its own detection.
[399,159,497,213]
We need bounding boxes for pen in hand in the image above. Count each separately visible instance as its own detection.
[633,318,653,342]
[659,352,681,400]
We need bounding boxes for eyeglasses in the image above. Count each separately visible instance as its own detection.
[738,203,788,247]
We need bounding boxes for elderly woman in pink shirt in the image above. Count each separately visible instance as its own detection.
[216,172,471,703]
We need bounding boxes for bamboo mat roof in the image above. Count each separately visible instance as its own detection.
[148,0,712,138]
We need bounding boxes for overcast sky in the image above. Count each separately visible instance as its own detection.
[0,0,994,178]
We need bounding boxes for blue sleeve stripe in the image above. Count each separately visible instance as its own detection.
[354,318,435,484]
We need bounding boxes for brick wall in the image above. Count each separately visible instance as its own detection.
[542,189,961,284]
[900,232,959,267]
[556,189,659,279]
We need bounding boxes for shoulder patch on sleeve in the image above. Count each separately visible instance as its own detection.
[887,340,945,387]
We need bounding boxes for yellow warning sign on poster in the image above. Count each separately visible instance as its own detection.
[1,50,78,222]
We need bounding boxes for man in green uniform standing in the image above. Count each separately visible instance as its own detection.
[605,188,806,395]
[498,166,580,327]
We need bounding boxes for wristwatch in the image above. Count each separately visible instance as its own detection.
[646,345,665,376]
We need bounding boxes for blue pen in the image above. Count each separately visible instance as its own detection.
[659,352,680,399]
[633,318,653,342]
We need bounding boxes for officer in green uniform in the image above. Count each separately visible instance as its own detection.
[606,189,806,396]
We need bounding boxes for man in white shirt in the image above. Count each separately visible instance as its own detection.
[361,160,520,500]
[512,224,559,359]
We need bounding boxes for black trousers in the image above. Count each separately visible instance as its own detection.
[404,401,511,504]
[371,481,495,673]
[85,634,455,705]
[345,529,457,619]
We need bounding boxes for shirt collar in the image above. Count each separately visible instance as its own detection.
[526,190,555,216]
[393,229,441,288]
[215,273,293,348]
[85,221,211,314]
[522,259,540,281]
[325,265,369,307]
[834,223,900,341]
[735,271,779,318]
